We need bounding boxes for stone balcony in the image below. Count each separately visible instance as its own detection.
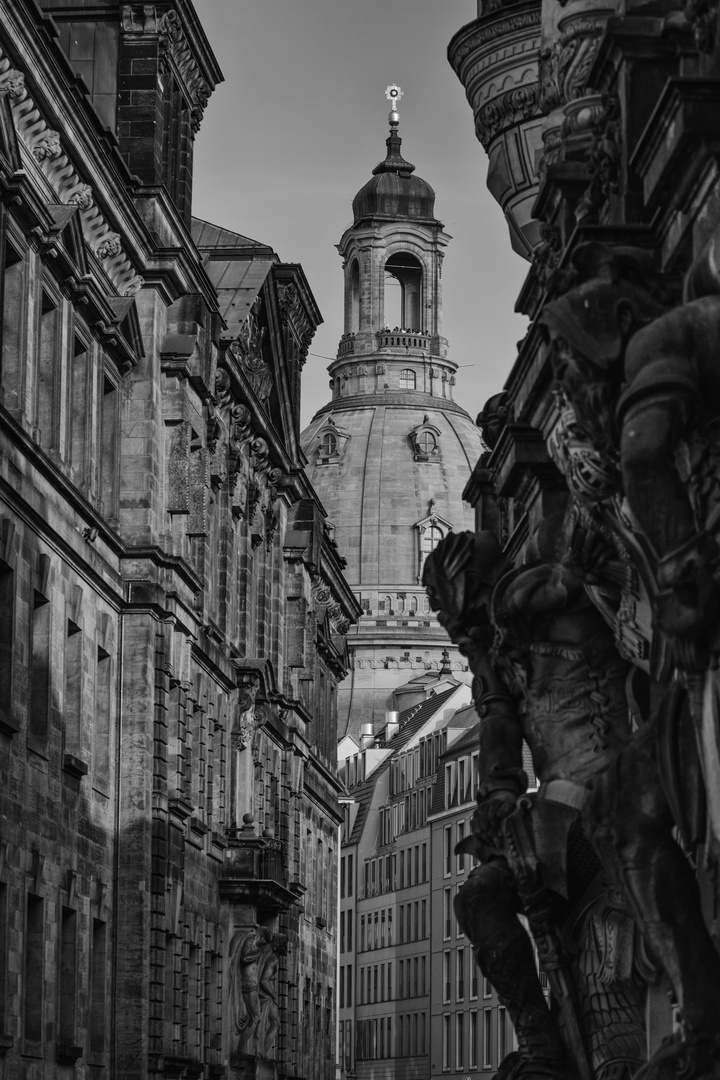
[376,329,431,352]
[220,821,300,913]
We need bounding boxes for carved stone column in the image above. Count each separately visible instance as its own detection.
[448,0,544,259]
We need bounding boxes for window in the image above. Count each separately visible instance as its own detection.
[457,821,466,874]
[498,1005,508,1062]
[443,950,451,1003]
[443,1014,451,1070]
[384,252,422,329]
[470,1011,478,1068]
[348,853,353,896]
[341,856,346,899]
[340,966,345,1008]
[349,258,361,332]
[444,887,452,940]
[0,561,14,722]
[94,640,112,788]
[387,961,392,1000]
[456,1012,464,1069]
[320,430,337,457]
[416,429,436,454]
[400,368,416,390]
[24,894,44,1043]
[422,525,443,557]
[64,615,83,760]
[483,1009,492,1068]
[444,825,452,876]
[347,964,353,1008]
[59,907,77,1044]
[422,843,427,882]
[483,975,491,998]
[360,915,366,951]
[471,957,478,999]
[421,899,427,939]
[28,590,50,749]
[347,909,353,952]
[457,947,465,1001]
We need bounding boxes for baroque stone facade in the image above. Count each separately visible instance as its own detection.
[433,1,720,1077]
[0,4,359,1080]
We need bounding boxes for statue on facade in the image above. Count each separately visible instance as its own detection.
[424,525,649,1080]
[538,244,720,1076]
[256,932,288,1060]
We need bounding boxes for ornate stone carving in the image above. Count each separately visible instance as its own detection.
[95,232,122,261]
[230,298,273,402]
[423,529,648,1080]
[229,927,288,1064]
[0,51,142,296]
[475,84,541,149]
[685,0,719,51]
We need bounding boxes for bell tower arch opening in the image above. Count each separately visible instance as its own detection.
[349,258,361,333]
[383,252,423,331]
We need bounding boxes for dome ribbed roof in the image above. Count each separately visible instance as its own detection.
[352,125,437,224]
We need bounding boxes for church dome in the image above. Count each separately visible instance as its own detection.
[352,126,438,224]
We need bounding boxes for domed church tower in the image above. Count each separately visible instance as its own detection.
[301,87,483,738]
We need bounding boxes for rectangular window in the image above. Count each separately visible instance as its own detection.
[100,374,119,521]
[470,1010,479,1068]
[0,883,6,1032]
[399,905,404,945]
[444,824,452,876]
[444,886,452,940]
[340,966,345,1009]
[24,893,44,1043]
[498,1006,507,1061]
[37,290,60,450]
[345,1019,352,1070]
[457,947,465,1001]
[360,914,366,951]
[399,849,404,889]
[373,965,378,1003]
[381,909,386,947]
[414,844,419,883]
[64,617,83,759]
[413,900,418,941]
[386,908,391,946]
[90,919,107,1055]
[422,842,427,882]
[347,963,352,1008]
[28,592,50,748]
[445,763,453,809]
[471,958,478,999]
[59,907,77,1044]
[348,853,353,896]
[421,899,427,939]
[459,758,466,803]
[387,960,392,1000]
[421,955,426,996]
[483,1009,492,1068]
[69,335,90,484]
[442,1014,450,1070]
[0,562,14,721]
[94,643,112,787]
[340,910,345,953]
[456,1012,464,1069]
[483,974,491,998]
[347,909,353,952]
[443,950,451,1003]
[341,856,346,899]
[457,820,465,873]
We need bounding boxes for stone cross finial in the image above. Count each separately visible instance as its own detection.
[386,84,403,125]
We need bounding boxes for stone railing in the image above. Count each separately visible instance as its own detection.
[337,334,356,357]
[376,330,431,351]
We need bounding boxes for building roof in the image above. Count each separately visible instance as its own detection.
[347,762,390,846]
[352,124,438,225]
[191,217,277,332]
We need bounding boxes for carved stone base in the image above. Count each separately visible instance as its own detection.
[230,1055,278,1080]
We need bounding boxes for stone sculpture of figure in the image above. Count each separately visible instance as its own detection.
[540,246,720,1076]
[256,932,288,1060]
[424,525,648,1080]
[228,926,273,1061]
[540,241,720,668]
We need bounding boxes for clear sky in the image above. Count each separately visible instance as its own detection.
[191,0,530,430]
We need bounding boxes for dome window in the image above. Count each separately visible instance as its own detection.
[321,431,338,456]
[316,417,349,465]
[400,369,416,391]
[408,416,441,462]
[415,511,453,583]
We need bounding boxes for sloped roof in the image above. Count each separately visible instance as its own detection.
[347,761,391,846]
[382,685,460,752]
[192,217,277,331]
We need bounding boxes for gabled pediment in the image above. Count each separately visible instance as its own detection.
[46,204,90,278]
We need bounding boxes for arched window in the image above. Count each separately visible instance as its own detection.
[384,252,423,330]
[400,369,416,390]
[320,431,337,456]
[396,596,405,614]
[350,259,361,333]
[384,595,393,613]
[422,596,431,614]
[421,526,443,555]
[416,430,436,455]
[409,595,418,614]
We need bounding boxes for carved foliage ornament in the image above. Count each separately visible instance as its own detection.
[230,298,273,402]
[0,53,142,296]
[475,84,541,149]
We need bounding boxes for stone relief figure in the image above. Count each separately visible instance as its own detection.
[423,525,648,1080]
[228,927,288,1064]
[256,932,288,1060]
[233,297,273,402]
[229,926,272,1061]
[538,244,720,1077]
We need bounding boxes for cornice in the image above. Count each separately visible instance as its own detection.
[311,392,473,421]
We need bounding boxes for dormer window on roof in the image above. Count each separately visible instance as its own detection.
[409,417,441,462]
